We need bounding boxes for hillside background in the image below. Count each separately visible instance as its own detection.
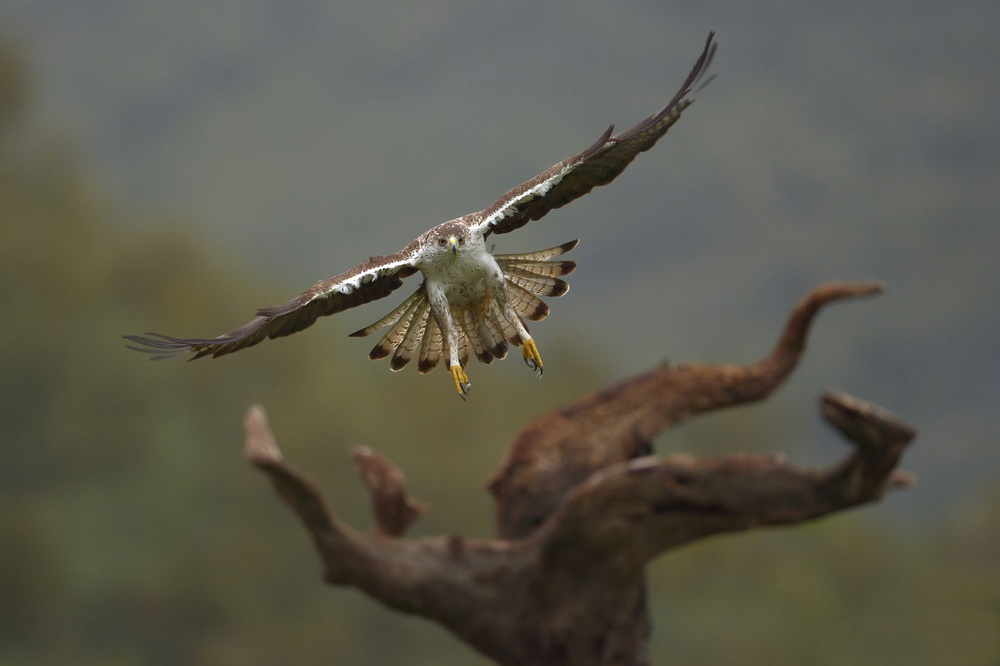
[2,1,998,664]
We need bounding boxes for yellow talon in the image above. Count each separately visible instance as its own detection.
[522,339,543,376]
[450,364,471,399]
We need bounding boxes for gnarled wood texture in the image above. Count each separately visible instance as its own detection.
[242,282,913,666]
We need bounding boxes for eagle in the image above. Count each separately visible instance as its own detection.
[125,33,716,398]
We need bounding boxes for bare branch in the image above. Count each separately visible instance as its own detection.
[240,283,913,666]
[243,404,284,464]
[242,407,534,663]
[533,391,915,576]
[818,390,916,501]
[243,406,372,586]
[488,281,884,538]
[351,446,430,536]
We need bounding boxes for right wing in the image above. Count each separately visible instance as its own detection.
[124,242,422,359]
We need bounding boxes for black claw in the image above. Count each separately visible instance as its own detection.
[523,356,543,377]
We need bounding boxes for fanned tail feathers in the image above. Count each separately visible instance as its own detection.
[417,315,444,374]
[493,239,579,263]
[390,298,430,371]
[494,238,577,300]
[350,240,577,372]
[366,290,424,363]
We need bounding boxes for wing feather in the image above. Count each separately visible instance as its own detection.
[473,32,716,237]
[124,242,421,359]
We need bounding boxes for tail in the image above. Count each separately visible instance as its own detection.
[494,238,578,307]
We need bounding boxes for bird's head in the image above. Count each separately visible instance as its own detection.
[441,234,463,255]
[430,221,472,259]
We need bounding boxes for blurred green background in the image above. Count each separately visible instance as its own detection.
[2,2,998,664]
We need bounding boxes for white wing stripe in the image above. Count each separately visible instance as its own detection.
[314,256,416,301]
[478,163,576,230]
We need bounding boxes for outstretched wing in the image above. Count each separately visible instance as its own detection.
[473,31,716,237]
[124,241,422,359]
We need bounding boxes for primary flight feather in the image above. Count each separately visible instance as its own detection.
[125,32,717,398]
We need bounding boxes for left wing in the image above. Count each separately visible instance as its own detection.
[473,31,716,237]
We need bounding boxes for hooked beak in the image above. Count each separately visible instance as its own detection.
[447,236,459,255]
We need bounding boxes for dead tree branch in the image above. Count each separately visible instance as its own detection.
[487,280,884,538]
[241,282,913,666]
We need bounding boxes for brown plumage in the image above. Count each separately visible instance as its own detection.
[353,240,579,373]
[124,33,716,396]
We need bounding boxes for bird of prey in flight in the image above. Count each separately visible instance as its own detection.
[126,32,716,398]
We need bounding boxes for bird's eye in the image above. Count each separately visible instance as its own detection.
[438,238,446,245]
[458,236,465,244]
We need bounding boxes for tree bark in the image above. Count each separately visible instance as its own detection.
[242,282,914,665]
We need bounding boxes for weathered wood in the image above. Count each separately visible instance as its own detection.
[242,282,912,665]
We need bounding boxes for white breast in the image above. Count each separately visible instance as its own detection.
[421,239,503,307]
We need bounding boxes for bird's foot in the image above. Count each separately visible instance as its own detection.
[450,364,471,399]
[522,339,544,377]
